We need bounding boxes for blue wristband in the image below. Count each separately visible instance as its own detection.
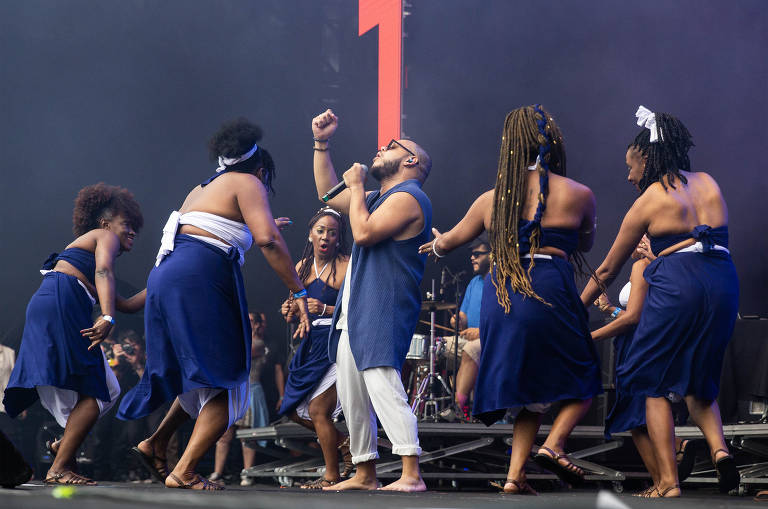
[292,289,307,299]
[610,308,621,319]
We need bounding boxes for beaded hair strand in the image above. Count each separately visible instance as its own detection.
[489,105,565,312]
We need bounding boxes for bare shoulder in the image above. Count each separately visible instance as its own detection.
[550,173,594,205]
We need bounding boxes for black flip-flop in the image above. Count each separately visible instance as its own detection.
[713,448,739,493]
[533,446,585,487]
[130,446,169,483]
[676,439,698,481]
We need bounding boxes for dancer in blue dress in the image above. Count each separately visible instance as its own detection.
[279,206,351,488]
[582,107,739,498]
[420,105,602,494]
[3,183,145,485]
[118,118,310,491]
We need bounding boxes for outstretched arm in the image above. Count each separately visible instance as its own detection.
[116,289,147,313]
[591,258,650,341]
[237,176,310,339]
[419,190,492,258]
[581,198,649,307]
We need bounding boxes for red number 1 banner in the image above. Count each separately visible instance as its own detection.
[359,0,402,148]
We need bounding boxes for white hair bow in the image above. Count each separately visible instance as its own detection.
[635,105,662,143]
[216,143,259,173]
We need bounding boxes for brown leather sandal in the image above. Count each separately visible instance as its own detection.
[167,473,224,491]
[533,446,585,486]
[633,485,656,497]
[490,478,538,495]
[44,471,97,486]
[300,477,339,489]
[649,484,680,498]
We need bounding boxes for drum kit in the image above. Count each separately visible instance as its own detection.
[406,274,466,421]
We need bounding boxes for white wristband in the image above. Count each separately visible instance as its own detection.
[431,239,445,258]
[101,315,115,324]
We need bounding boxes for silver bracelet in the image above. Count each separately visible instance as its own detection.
[431,239,445,258]
[322,303,327,316]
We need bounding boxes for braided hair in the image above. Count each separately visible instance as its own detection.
[72,183,144,237]
[296,207,350,285]
[208,117,277,194]
[490,105,565,310]
[631,112,694,193]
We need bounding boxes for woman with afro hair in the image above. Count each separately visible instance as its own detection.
[118,118,310,491]
[581,107,739,498]
[3,183,146,486]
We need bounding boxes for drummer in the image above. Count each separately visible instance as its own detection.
[449,233,491,420]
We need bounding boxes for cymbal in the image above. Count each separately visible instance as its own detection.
[420,300,456,312]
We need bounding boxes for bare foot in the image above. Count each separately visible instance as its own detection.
[379,475,427,492]
[165,471,223,491]
[322,472,378,491]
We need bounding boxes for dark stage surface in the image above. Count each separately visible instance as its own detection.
[0,483,758,509]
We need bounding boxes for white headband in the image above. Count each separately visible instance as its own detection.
[216,143,259,173]
[321,207,341,218]
[635,105,663,143]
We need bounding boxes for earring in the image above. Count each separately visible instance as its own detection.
[308,237,312,242]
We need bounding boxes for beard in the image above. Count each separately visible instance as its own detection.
[370,158,400,181]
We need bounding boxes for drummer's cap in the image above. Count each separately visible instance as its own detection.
[468,232,490,250]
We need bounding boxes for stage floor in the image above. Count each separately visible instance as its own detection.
[0,482,760,509]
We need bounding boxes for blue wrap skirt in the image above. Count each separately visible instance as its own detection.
[3,272,113,417]
[118,235,251,421]
[474,258,602,425]
[279,324,334,417]
[616,250,739,402]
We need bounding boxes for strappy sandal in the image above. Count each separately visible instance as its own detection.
[643,484,680,498]
[712,448,739,493]
[167,473,224,491]
[533,446,585,486]
[490,478,538,495]
[338,437,354,478]
[44,471,97,486]
[300,477,339,490]
[676,439,697,481]
[130,445,169,482]
[632,485,656,497]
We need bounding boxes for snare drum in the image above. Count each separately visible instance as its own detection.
[406,334,428,360]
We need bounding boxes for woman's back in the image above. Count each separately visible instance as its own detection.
[643,171,728,238]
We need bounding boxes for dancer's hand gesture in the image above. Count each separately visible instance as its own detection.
[292,296,311,339]
[81,317,114,351]
[418,227,445,260]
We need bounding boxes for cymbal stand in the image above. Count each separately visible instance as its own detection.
[411,279,453,421]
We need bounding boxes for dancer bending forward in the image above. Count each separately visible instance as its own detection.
[118,118,309,490]
[4,183,145,485]
[420,105,602,494]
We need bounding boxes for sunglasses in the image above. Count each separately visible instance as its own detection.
[385,139,416,157]
[470,250,490,258]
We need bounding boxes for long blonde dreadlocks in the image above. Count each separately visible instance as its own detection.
[489,105,566,312]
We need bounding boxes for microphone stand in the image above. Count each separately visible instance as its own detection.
[441,266,465,393]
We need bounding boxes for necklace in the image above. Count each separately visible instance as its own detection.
[314,258,330,279]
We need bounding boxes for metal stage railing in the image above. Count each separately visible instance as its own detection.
[236,421,768,493]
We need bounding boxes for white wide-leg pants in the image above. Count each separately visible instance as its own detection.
[336,329,421,464]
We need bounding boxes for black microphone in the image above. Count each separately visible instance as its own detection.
[321,164,368,202]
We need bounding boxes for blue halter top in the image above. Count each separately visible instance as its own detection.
[42,248,97,285]
[649,224,729,257]
[518,220,580,257]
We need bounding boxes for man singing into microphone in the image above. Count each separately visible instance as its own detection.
[311,109,431,492]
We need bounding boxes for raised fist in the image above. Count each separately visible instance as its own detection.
[312,109,338,140]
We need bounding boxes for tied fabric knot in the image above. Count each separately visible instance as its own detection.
[635,105,663,143]
[225,246,239,263]
[216,143,259,173]
[692,224,714,252]
[41,252,59,270]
